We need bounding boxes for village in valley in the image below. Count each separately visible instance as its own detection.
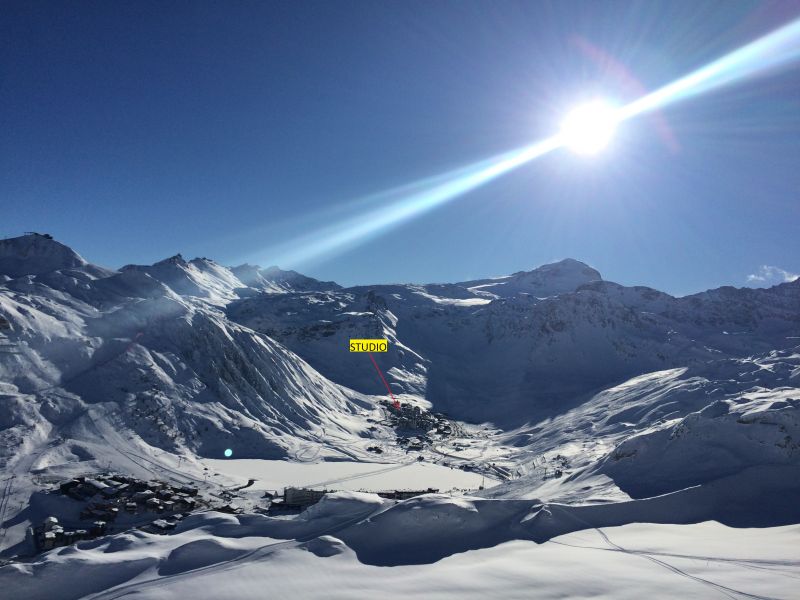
[25,396,576,558]
[22,399,534,558]
[32,474,201,552]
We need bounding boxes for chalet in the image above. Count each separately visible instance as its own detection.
[101,483,129,498]
[283,487,328,509]
[52,527,65,543]
[90,521,106,536]
[129,479,150,492]
[59,479,81,495]
[217,503,243,515]
[125,502,137,513]
[146,498,162,512]
[42,531,56,550]
[151,519,176,532]
[134,490,156,503]
[376,488,438,500]
[83,478,109,493]
[66,483,96,501]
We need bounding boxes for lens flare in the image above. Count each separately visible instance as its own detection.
[250,16,800,269]
[618,17,800,120]
[267,136,561,267]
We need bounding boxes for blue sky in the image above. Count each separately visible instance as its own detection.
[2,0,799,295]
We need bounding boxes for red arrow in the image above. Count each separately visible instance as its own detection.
[368,352,400,410]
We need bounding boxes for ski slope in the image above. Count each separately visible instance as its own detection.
[3,498,798,600]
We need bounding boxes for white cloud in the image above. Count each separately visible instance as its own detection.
[746,265,799,286]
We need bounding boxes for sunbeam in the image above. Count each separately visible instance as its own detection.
[255,16,800,269]
[267,136,561,267]
[618,17,800,120]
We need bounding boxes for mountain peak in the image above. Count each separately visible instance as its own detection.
[460,258,601,299]
[0,233,88,278]
[154,253,188,267]
[230,264,341,293]
[525,258,602,281]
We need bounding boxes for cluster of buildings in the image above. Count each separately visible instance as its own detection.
[34,516,99,551]
[275,486,439,510]
[381,400,451,435]
[280,486,328,509]
[398,435,427,451]
[60,475,199,519]
[32,474,201,552]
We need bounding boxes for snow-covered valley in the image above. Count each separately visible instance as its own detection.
[1,233,799,598]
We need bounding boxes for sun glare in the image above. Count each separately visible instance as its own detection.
[560,100,619,155]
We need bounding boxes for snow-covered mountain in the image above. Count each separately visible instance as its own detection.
[229,259,800,425]
[2,233,797,463]
[230,263,342,294]
[458,257,602,299]
[1,233,799,598]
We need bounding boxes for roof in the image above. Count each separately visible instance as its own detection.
[84,478,109,491]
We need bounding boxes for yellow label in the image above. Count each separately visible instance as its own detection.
[349,339,388,352]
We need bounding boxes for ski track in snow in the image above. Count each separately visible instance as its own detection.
[550,505,783,600]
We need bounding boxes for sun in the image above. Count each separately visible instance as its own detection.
[560,100,619,155]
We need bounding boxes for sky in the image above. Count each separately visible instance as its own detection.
[2,0,799,296]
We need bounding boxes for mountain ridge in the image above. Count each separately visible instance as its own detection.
[0,232,798,577]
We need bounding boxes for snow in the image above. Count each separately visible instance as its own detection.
[3,508,798,600]
[229,257,799,425]
[1,234,800,599]
[409,287,492,306]
[0,234,91,278]
[204,458,498,492]
[231,264,341,293]
[459,258,602,299]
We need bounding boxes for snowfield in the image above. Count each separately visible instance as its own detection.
[3,498,799,600]
[204,458,498,492]
[1,233,799,598]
